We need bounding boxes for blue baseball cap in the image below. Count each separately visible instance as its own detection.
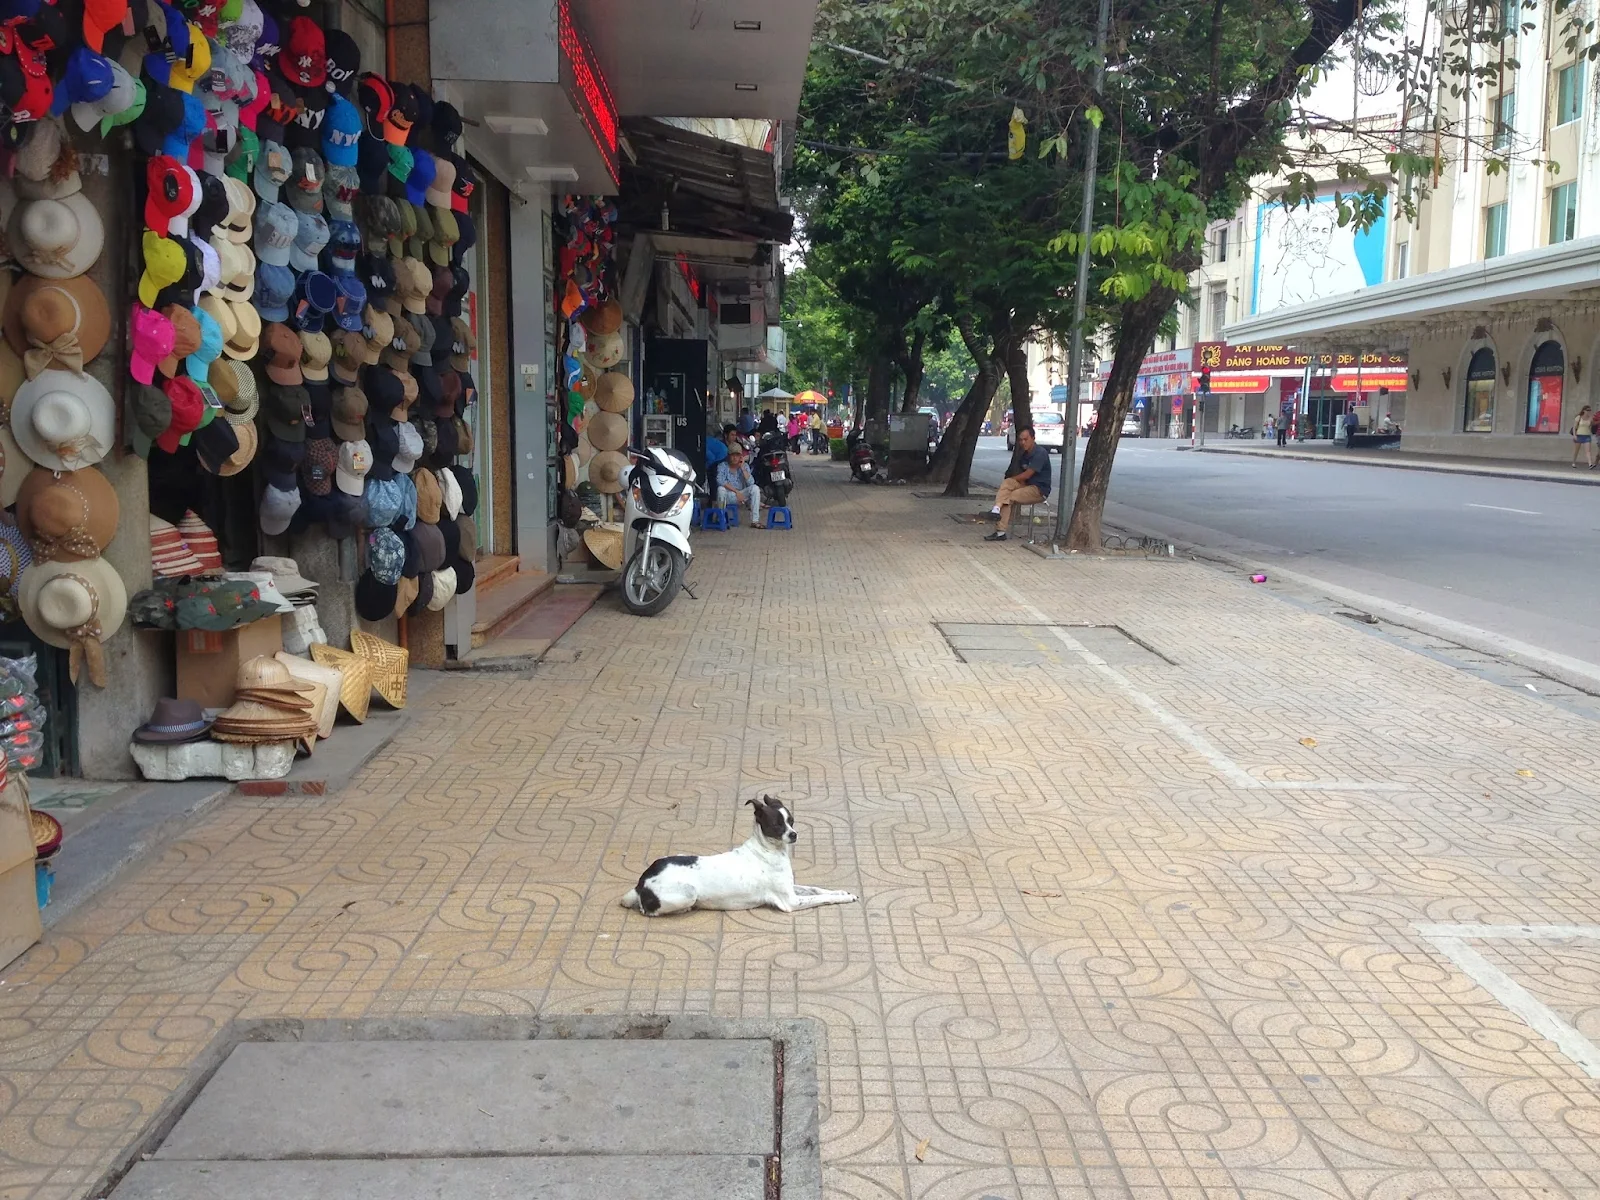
[322,95,362,168]
[333,275,368,332]
[327,219,361,274]
[404,149,436,207]
[367,527,405,585]
[288,211,330,273]
[255,261,295,321]
[364,477,404,528]
[161,91,207,159]
[291,271,338,332]
[394,472,418,530]
[50,46,115,117]
[186,305,224,379]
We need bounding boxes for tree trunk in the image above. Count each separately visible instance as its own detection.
[863,354,892,447]
[897,329,927,415]
[1003,336,1031,435]
[939,357,1002,495]
[850,376,865,429]
[1065,293,1172,550]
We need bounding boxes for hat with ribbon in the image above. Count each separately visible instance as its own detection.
[11,370,115,471]
[4,275,110,379]
[217,358,258,422]
[12,194,105,280]
[20,557,127,688]
[224,297,261,359]
[133,697,213,744]
[14,465,119,562]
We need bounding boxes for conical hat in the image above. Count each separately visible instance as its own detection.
[588,450,628,493]
[276,652,344,739]
[581,298,622,335]
[586,410,627,452]
[594,372,634,413]
[583,523,623,570]
[309,643,372,722]
[585,331,624,370]
[562,452,578,489]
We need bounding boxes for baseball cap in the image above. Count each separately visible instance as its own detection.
[259,481,301,535]
[404,148,436,207]
[162,91,208,159]
[139,233,187,309]
[266,383,309,442]
[331,384,368,440]
[288,210,330,272]
[333,274,367,332]
[364,476,402,527]
[145,156,197,236]
[299,330,332,381]
[325,28,360,95]
[129,305,176,385]
[392,416,423,472]
[286,147,325,214]
[322,93,361,167]
[253,137,290,202]
[186,304,224,378]
[262,321,302,384]
[323,165,359,222]
[70,55,137,132]
[255,261,294,322]
[279,16,326,88]
[156,376,205,453]
[336,438,372,495]
[290,271,337,332]
[301,436,337,495]
[253,199,296,266]
[328,218,361,274]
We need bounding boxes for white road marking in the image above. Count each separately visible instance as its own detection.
[967,555,1401,793]
[1415,924,1600,1080]
[1465,503,1542,515]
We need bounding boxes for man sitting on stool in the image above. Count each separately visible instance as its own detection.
[717,446,761,528]
[985,425,1051,542]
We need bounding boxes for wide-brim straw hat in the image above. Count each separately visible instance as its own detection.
[594,371,634,413]
[20,557,127,687]
[3,273,112,376]
[351,630,408,709]
[10,194,105,280]
[585,410,628,452]
[309,643,373,722]
[561,452,578,489]
[275,653,343,739]
[14,465,118,562]
[10,369,115,471]
[589,450,628,493]
[581,299,622,335]
[219,419,257,475]
[583,523,623,570]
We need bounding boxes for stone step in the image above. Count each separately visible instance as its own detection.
[469,568,555,649]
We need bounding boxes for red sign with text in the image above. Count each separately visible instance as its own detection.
[1331,373,1408,392]
[559,0,619,186]
[1193,342,1407,372]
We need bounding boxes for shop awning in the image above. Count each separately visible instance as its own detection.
[617,118,794,245]
[1224,235,1600,351]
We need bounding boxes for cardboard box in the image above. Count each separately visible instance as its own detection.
[0,774,31,876]
[0,858,41,971]
[175,615,284,710]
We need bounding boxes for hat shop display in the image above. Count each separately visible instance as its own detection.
[0,10,517,790]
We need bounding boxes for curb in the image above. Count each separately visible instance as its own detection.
[1193,444,1600,487]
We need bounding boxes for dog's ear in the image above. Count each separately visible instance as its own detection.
[745,798,757,808]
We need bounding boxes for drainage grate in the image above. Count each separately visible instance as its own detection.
[92,1016,820,1200]
[937,622,1174,667]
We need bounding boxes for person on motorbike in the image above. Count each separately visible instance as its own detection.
[716,446,761,527]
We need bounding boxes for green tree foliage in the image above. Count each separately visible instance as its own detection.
[779,267,859,398]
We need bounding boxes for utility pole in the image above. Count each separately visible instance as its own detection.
[1051,0,1112,551]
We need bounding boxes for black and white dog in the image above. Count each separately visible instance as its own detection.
[620,796,859,917]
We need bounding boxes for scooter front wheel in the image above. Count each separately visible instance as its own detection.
[621,542,686,616]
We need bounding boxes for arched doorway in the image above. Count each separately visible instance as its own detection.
[1525,341,1564,434]
[1464,347,1496,432]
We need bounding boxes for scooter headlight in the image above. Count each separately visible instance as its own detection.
[669,492,691,516]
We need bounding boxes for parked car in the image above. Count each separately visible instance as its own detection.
[1120,412,1142,437]
[1006,410,1067,452]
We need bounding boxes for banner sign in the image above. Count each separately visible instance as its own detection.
[1195,374,1271,393]
[1193,342,1406,371]
[1331,372,1408,392]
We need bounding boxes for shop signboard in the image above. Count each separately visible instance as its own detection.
[1192,373,1270,393]
[558,0,620,186]
[1192,342,1406,372]
[1330,372,1408,392]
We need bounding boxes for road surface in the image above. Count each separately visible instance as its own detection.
[971,436,1600,671]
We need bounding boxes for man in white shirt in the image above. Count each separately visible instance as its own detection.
[716,447,761,527]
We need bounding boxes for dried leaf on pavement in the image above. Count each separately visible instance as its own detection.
[915,1137,931,1162]
[1516,769,1535,778]
[1299,737,1317,748]
[1022,889,1062,898]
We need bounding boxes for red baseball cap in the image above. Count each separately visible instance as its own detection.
[157,377,205,453]
[0,28,54,123]
[279,17,327,89]
[81,0,129,53]
[144,156,196,236]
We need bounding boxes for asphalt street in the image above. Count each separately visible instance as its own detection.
[971,436,1600,671]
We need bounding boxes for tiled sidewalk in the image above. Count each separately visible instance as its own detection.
[3,461,1600,1199]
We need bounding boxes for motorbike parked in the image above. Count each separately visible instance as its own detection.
[619,446,700,616]
[846,428,877,483]
[752,430,793,507]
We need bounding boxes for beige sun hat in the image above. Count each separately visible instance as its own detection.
[10,194,105,280]
[19,556,127,688]
[10,369,115,471]
[589,450,628,493]
[583,523,623,570]
[585,410,628,452]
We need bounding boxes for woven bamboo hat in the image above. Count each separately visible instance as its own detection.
[594,372,633,413]
[588,449,628,493]
[351,630,408,708]
[275,652,343,739]
[586,410,627,452]
[583,523,623,570]
[309,643,372,722]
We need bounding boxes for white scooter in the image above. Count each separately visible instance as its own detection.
[619,445,700,616]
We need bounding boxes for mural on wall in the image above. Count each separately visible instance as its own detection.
[1251,194,1389,315]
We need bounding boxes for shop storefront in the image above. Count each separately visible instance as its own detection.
[1193,343,1408,438]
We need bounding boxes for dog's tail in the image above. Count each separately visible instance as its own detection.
[620,888,640,910]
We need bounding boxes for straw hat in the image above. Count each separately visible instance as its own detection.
[19,557,127,688]
[275,653,344,739]
[561,452,578,489]
[210,655,319,743]
[10,194,105,279]
[575,429,597,467]
[218,419,258,476]
[351,630,408,709]
[309,643,373,722]
[585,330,624,370]
[583,523,623,570]
[14,466,119,562]
[10,369,115,471]
[594,372,634,413]
[581,299,622,336]
[588,450,628,494]
[3,274,111,377]
[586,410,628,452]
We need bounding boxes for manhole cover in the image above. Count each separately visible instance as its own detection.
[937,622,1173,667]
[95,1016,819,1200]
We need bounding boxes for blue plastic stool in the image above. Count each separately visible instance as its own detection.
[701,506,729,531]
[724,503,740,528]
[766,506,793,530]
[691,499,702,528]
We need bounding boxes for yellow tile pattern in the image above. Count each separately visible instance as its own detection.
[3,464,1600,1199]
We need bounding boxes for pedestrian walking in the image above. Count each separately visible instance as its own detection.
[1264,416,1275,442]
[1276,415,1289,447]
[1572,405,1596,468]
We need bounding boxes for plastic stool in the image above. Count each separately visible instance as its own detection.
[724,503,740,528]
[691,499,702,527]
[766,506,793,530]
[701,506,728,531]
